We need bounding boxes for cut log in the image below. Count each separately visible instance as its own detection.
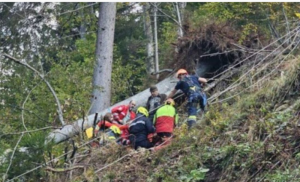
[49,75,178,143]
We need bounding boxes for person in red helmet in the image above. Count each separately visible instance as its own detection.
[167,69,207,129]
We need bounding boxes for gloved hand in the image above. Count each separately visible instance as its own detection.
[109,125,121,135]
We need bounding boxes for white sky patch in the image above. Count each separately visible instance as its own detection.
[130,3,142,14]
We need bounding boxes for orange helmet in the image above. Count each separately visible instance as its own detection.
[165,98,175,106]
[176,69,188,78]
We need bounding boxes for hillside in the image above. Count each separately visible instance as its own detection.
[3,3,300,182]
[44,23,300,182]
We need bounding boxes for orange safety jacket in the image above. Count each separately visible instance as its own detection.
[153,105,178,133]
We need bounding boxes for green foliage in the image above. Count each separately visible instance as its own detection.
[159,21,178,67]
[265,168,296,182]
[180,168,210,181]
[0,131,54,181]
[189,2,300,43]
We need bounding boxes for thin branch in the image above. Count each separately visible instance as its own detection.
[4,133,24,181]
[57,2,98,16]
[3,3,25,18]
[21,84,41,131]
[208,27,298,102]
[282,3,291,44]
[7,104,50,123]
[0,126,56,138]
[2,53,65,126]
[207,25,299,82]
[45,165,85,172]
[151,69,173,75]
[209,29,300,104]
[149,2,182,28]
[94,150,138,173]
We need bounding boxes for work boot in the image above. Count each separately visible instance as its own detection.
[187,119,196,129]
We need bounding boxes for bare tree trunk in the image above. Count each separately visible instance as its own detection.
[175,2,183,38]
[143,3,155,75]
[153,3,159,79]
[79,3,86,40]
[89,2,116,115]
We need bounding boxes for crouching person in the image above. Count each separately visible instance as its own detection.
[152,98,178,150]
[94,113,128,145]
[129,107,156,150]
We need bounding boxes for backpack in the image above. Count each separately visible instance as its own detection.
[182,75,202,96]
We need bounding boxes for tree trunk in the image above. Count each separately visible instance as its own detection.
[89,2,116,115]
[143,3,155,75]
[175,2,183,38]
[49,75,178,143]
[79,3,86,40]
[153,3,159,80]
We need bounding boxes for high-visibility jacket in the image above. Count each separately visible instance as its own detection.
[111,105,136,124]
[153,105,178,133]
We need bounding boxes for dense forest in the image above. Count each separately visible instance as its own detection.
[1,2,300,182]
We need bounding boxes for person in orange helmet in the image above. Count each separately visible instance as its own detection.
[167,69,207,129]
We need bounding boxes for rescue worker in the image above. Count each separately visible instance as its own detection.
[167,69,207,129]
[146,85,167,122]
[153,98,178,141]
[93,113,128,145]
[111,100,136,125]
[129,107,156,150]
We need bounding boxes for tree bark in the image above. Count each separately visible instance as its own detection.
[153,3,159,80]
[89,2,116,115]
[143,3,155,75]
[79,3,86,40]
[175,2,183,38]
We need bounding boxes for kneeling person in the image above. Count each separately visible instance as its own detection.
[153,98,178,146]
[129,107,156,150]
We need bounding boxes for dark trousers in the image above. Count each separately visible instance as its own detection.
[134,140,154,150]
[186,91,207,128]
[148,114,155,123]
[187,91,207,116]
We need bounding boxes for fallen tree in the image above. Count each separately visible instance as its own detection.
[49,75,178,143]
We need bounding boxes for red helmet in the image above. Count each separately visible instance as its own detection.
[176,69,188,78]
